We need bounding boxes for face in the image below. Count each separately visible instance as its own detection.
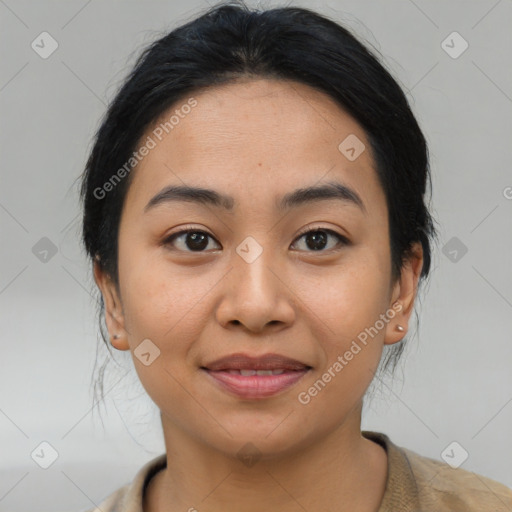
[95,78,422,458]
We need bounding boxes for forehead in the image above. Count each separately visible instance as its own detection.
[123,78,386,218]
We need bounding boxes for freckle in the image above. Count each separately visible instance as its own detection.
[258,162,262,166]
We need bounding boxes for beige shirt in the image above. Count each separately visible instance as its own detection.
[87,430,512,511]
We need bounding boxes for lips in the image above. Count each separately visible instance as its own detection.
[202,352,311,372]
[201,353,311,399]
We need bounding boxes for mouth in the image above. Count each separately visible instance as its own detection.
[201,352,312,399]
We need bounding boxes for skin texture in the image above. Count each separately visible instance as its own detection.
[94,78,423,512]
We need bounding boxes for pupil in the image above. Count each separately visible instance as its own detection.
[307,231,327,250]
[187,232,208,251]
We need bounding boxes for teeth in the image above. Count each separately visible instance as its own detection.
[226,369,287,376]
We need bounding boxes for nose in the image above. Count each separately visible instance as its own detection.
[215,239,296,334]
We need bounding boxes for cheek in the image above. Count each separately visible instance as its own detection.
[299,251,390,335]
[120,244,187,323]
[302,256,391,402]
[117,256,211,410]
[294,265,389,418]
[119,253,218,357]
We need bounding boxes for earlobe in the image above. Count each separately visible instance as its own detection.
[384,242,424,345]
[93,258,130,351]
[110,332,130,351]
[383,300,408,345]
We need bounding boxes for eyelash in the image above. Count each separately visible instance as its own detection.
[162,225,349,253]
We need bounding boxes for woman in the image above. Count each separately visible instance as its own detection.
[80,1,512,510]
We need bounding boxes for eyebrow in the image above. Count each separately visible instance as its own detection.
[144,180,366,215]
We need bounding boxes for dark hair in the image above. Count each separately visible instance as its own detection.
[79,0,439,408]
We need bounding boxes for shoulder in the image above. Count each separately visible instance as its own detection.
[402,444,512,511]
[82,453,167,512]
[83,484,129,512]
[363,430,512,512]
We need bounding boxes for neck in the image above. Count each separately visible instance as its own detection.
[145,402,387,512]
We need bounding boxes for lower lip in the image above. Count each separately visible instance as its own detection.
[202,368,310,399]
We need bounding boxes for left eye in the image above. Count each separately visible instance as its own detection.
[291,228,347,252]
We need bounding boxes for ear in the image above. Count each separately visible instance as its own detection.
[93,257,130,351]
[384,242,424,345]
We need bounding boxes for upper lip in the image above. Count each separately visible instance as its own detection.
[202,353,311,371]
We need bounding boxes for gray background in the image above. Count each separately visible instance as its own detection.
[1,0,511,510]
